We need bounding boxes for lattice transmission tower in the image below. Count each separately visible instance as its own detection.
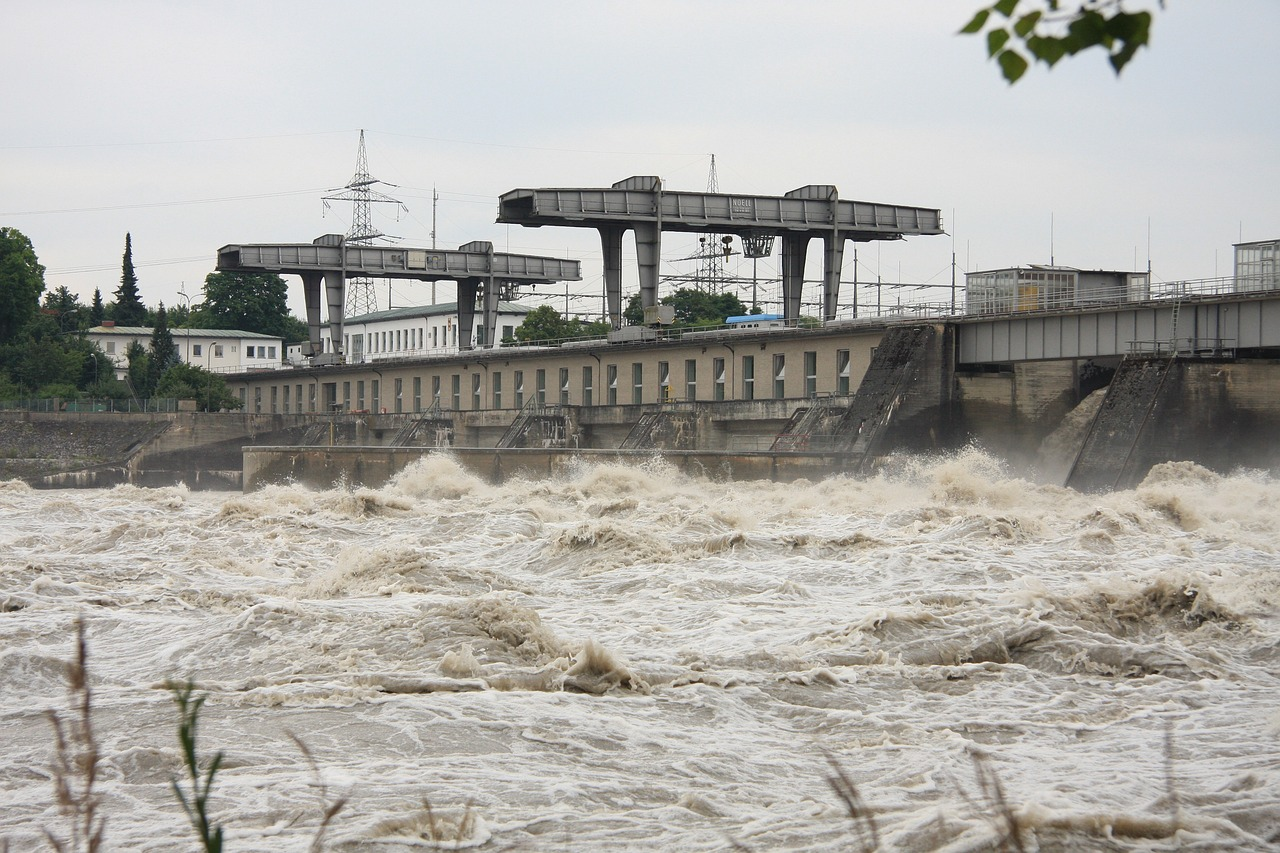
[666,155,736,294]
[323,130,405,316]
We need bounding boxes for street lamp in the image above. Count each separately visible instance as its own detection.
[175,287,193,367]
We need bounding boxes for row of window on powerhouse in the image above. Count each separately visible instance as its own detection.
[101,341,278,361]
[242,351,857,414]
[322,324,519,355]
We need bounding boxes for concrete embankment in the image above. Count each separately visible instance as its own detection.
[0,412,323,489]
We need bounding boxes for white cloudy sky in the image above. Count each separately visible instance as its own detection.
[4,1,1277,319]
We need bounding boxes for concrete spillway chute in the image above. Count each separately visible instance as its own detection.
[497,177,944,325]
[216,235,581,361]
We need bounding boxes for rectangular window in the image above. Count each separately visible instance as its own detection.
[394,378,404,414]
[607,364,618,406]
[804,351,817,398]
[432,327,438,348]
[342,381,351,410]
[270,386,278,413]
[582,365,593,407]
[773,354,786,399]
[502,324,514,343]
[253,387,261,413]
[192,344,202,357]
[559,367,570,405]
[836,349,851,395]
[451,374,461,410]
[105,341,116,354]
[214,344,223,358]
[245,346,255,358]
[658,361,670,402]
[308,383,317,413]
[472,373,482,410]
[493,371,503,409]
[268,346,277,359]
[431,375,441,407]
[685,359,697,401]
[632,363,643,405]
[357,380,365,411]
[536,369,547,405]
[514,370,525,408]
[713,357,725,401]
[413,377,422,412]
[370,380,379,413]
[296,384,303,410]
[742,355,755,400]
[282,383,291,413]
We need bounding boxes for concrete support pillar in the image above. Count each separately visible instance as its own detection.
[781,234,809,321]
[457,278,479,350]
[599,225,625,328]
[822,233,845,321]
[301,272,323,357]
[634,221,662,315]
[322,269,345,361]
[483,276,501,348]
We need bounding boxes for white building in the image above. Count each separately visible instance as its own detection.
[310,301,532,364]
[1235,239,1279,291]
[87,323,285,378]
[965,265,1150,315]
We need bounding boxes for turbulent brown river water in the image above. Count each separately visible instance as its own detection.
[2,452,1278,851]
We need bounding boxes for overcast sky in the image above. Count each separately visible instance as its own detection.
[4,1,1277,320]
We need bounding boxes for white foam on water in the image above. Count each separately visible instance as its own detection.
[2,452,1279,850]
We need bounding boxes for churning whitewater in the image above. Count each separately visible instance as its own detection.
[1,452,1278,851]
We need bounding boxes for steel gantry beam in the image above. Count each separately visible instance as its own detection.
[216,235,581,360]
[497,176,944,326]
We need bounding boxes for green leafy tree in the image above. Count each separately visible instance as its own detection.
[962,0,1160,84]
[199,271,299,339]
[112,233,147,326]
[126,340,151,397]
[621,288,746,328]
[154,362,241,412]
[0,226,46,343]
[514,305,580,344]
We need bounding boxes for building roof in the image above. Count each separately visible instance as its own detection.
[88,326,280,340]
[344,301,532,324]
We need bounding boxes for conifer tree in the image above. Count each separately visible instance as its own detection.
[90,288,105,327]
[147,302,178,394]
[113,233,146,326]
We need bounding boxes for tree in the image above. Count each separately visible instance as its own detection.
[147,303,178,394]
[0,226,46,343]
[154,362,241,412]
[90,288,105,327]
[962,0,1160,84]
[622,288,746,329]
[113,233,146,326]
[514,305,580,344]
[43,286,86,333]
[199,271,299,339]
[126,340,150,397]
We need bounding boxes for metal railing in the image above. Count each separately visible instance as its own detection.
[0,397,186,413]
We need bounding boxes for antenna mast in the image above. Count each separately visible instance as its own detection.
[323,130,405,316]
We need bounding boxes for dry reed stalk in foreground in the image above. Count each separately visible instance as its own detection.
[824,751,881,853]
[286,732,349,853]
[44,616,105,853]
[965,751,1026,853]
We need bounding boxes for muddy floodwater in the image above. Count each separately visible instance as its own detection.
[2,452,1278,850]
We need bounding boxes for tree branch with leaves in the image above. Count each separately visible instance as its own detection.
[962,0,1162,84]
